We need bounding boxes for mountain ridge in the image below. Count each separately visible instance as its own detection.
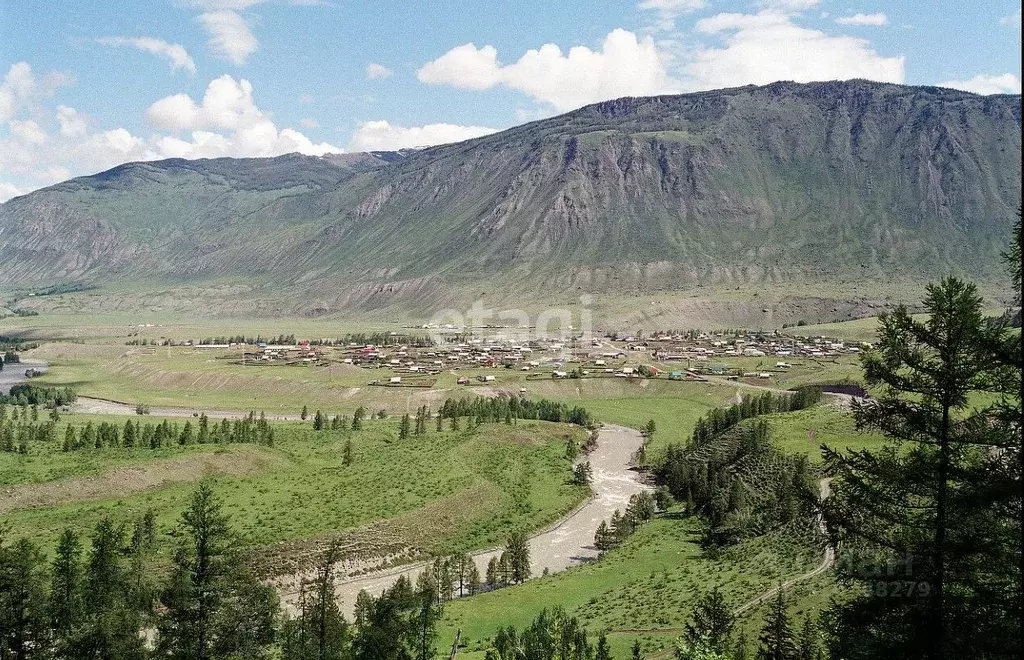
[1,79,1020,324]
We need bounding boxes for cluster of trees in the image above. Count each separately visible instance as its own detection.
[657,420,815,548]
[674,587,823,660]
[438,396,593,428]
[489,608,612,660]
[0,483,452,660]
[0,385,76,407]
[594,492,657,552]
[1,418,56,453]
[689,390,820,449]
[309,332,434,347]
[56,413,276,452]
[485,532,531,590]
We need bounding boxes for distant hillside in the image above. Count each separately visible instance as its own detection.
[0,80,1019,323]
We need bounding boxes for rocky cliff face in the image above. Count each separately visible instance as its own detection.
[1,80,1019,319]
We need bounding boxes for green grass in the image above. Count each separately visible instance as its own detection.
[437,512,823,659]
[2,416,587,573]
[765,405,886,462]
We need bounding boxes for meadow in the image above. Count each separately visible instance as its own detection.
[1,414,587,576]
[436,512,824,659]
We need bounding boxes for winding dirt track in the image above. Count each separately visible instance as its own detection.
[616,477,836,658]
[278,424,651,617]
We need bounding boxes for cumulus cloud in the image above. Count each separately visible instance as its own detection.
[418,29,681,112]
[56,106,87,138]
[0,62,72,123]
[937,73,1022,95]
[1,73,343,202]
[686,10,904,88]
[197,10,258,64]
[347,120,498,151]
[366,62,394,79]
[97,37,197,73]
[835,13,888,26]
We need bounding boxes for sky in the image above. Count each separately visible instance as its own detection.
[0,0,1020,201]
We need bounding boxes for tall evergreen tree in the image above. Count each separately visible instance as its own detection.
[50,529,84,642]
[157,482,232,660]
[0,535,50,660]
[821,277,1020,659]
[756,590,796,660]
[684,587,734,654]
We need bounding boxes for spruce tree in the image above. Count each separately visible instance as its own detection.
[50,529,84,641]
[756,590,796,660]
[822,277,1020,659]
[157,483,232,660]
[684,587,734,654]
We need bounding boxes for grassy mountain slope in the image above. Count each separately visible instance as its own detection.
[1,80,1019,321]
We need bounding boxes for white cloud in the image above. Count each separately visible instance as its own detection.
[8,119,48,145]
[937,73,1022,95]
[366,62,394,80]
[197,10,258,64]
[0,181,31,203]
[97,37,197,73]
[418,29,681,112]
[0,62,72,123]
[638,0,706,10]
[638,0,707,31]
[145,74,263,131]
[756,0,821,10]
[144,75,342,156]
[56,106,87,138]
[298,93,315,103]
[1,74,343,200]
[687,11,904,88]
[1001,6,1021,27]
[835,13,888,26]
[298,117,319,128]
[347,120,498,151]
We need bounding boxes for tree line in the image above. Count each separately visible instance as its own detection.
[4,412,278,453]
[0,385,76,408]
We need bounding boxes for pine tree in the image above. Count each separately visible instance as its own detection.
[822,277,1020,659]
[632,639,642,660]
[756,590,796,660]
[301,405,309,421]
[684,587,734,653]
[595,632,612,660]
[343,438,353,466]
[796,615,821,660]
[157,483,232,660]
[486,556,499,590]
[594,521,615,552]
[50,529,84,640]
[467,562,482,596]
[399,414,411,440]
[122,419,136,448]
[505,532,530,584]
[0,536,50,659]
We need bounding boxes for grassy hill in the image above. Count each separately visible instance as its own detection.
[1,80,1019,323]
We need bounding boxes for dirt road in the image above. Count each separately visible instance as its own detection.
[279,424,650,617]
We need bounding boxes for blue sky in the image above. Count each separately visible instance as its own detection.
[0,0,1020,200]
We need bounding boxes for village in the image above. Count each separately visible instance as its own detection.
[172,328,869,389]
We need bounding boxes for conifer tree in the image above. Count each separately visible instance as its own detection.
[756,590,796,660]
